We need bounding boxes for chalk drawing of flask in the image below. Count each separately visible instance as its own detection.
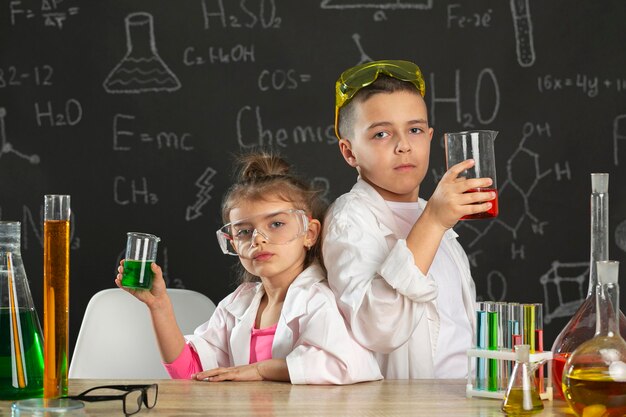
[103,12,181,94]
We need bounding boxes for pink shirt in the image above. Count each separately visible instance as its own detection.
[163,323,277,379]
[249,323,277,364]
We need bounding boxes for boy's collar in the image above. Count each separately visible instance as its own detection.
[352,177,458,240]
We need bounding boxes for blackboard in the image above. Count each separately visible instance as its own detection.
[1,0,625,359]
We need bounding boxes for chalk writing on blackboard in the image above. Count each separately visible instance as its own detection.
[311,177,331,205]
[537,74,626,98]
[34,99,82,128]
[320,0,432,10]
[103,12,181,94]
[0,65,54,88]
[236,105,335,149]
[613,114,626,166]
[113,176,159,206]
[258,69,311,91]
[446,4,493,29]
[540,261,589,324]
[9,0,79,29]
[456,122,568,255]
[486,270,507,302]
[429,68,500,128]
[201,0,282,30]
[186,167,217,221]
[16,205,80,250]
[183,45,256,66]
[0,108,40,164]
[112,114,193,151]
[161,247,186,289]
[509,0,535,67]
[616,219,626,253]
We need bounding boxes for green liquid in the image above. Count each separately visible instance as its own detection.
[121,259,154,290]
[0,308,44,400]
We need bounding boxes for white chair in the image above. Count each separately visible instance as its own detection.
[69,288,216,379]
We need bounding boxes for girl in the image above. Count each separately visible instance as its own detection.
[115,152,382,384]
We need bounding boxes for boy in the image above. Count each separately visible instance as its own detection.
[322,60,495,378]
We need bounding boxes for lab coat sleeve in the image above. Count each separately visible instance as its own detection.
[185,299,232,372]
[322,203,438,353]
[286,285,383,385]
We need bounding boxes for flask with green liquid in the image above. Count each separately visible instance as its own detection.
[0,221,45,400]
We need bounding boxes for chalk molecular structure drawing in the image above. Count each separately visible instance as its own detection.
[540,261,589,323]
[352,33,372,65]
[0,107,40,165]
[456,122,562,248]
[103,12,181,94]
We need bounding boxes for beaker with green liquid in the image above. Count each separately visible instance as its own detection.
[0,221,45,400]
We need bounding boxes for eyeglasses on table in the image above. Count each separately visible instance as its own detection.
[65,383,158,416]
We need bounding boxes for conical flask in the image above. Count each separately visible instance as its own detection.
[501,344,544,416]
[0,221,44,400]
[551,173,626,399]
[103,12,181,93]
[562,261,626,417]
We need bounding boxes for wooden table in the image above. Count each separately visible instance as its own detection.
[1,379,572,416]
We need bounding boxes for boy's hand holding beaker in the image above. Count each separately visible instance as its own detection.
[425,159,496,230]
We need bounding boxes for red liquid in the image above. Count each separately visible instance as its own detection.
[461,188,499,220]
[535,329,544,393]
[552,353,570,400]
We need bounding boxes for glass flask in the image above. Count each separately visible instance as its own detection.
[501,344,544,416]
[562,261,626,417]
[0,221,45,400]
[551,173,626,399]
[43,195,70,398]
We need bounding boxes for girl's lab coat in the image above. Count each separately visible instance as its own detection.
[322,178,477,379]
[186,262,382,385]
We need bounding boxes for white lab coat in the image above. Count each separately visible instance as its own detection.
[185,262,383,385]
[322,178,477,379]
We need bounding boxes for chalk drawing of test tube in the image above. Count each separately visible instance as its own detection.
[510,0,536,67]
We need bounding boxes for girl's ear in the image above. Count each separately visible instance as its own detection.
[305,219,321,248]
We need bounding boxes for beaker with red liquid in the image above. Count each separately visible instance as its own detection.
[444,130,499,220]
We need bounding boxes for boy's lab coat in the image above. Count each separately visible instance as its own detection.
[186,262,383,385]
[322,178,477,379]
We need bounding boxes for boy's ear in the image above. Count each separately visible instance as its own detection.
[338,139,358,168]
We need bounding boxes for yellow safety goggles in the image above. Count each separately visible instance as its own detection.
[334,60,426,140]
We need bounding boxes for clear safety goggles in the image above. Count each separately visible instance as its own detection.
[216,209,309,256]
[334,59,426,139]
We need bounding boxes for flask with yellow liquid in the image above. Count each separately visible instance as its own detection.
[562,260,626,417]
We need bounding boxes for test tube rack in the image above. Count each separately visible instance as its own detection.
[465,348,553,401]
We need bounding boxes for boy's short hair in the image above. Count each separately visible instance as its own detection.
[337,75,424,140]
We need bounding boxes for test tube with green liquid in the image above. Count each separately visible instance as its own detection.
[522,304,535,353]
[487,307,499,391]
